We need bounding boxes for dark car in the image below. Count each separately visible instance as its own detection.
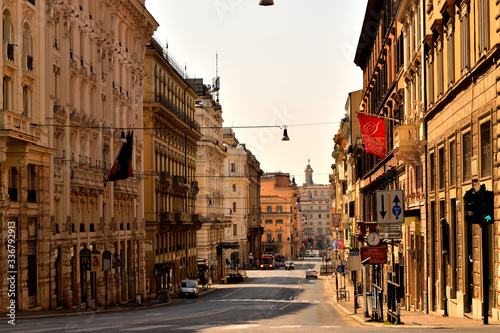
[285,261,295,270]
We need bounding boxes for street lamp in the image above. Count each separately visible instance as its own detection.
[259,0,274,6]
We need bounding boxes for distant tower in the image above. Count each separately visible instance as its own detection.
[304,159,314,186]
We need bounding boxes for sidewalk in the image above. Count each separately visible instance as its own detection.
[1,285,220,321]
[325,273,500,328]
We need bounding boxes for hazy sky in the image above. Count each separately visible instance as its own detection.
[145,0,368,185]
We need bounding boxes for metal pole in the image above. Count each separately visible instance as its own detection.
[482,224,489,325]
[94,272,97,311]
[362,257,370,318]
[105,271,108,310]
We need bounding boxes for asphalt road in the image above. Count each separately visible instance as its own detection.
[2,258,364,333]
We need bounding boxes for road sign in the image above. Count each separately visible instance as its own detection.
[376,190,404,223]
[80,248,91,271]
[361,246,387,264]
[91,249,101,272]
[379,224,403,239]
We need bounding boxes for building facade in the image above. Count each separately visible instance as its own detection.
[423,0,499,320]
[260,173,298,259]
[222,128,263,269]
[0,0,157,311]
[299,163,332,251]
[143,37,202,297]
[193,80,230,283]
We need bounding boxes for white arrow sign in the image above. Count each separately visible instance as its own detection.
[376,190,404,223]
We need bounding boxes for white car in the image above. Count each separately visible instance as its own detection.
[305,269,319,279]
[179,280,199,298]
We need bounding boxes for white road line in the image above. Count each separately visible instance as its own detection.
[171,325,213,330]
[321,326,342,328]
[313,300,320,303]
[121,325,174,331]
[145,313,162,316]
[270,325,302,328]
[221,324,262,330]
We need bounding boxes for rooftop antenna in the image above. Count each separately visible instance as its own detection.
[213,53,220,102]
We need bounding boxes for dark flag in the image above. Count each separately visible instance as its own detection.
[107,131,133,181]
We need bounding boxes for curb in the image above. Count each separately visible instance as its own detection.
[2,286,220,321]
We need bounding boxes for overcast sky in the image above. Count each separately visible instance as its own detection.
[145,0,368,185]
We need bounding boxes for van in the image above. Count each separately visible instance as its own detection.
[179,280,199,298]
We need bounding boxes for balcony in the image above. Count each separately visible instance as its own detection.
[393,124,420,165]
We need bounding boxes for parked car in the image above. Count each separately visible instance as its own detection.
[305,269,319,279]
[179,280,199,298]
[285,261,295,270]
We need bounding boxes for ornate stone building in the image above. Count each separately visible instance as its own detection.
[299,163,332,250]
[192,79,230,282]
[143,37,202,297]
[0,0,157,311]
[423,0,499,320]
[222,128,263,269]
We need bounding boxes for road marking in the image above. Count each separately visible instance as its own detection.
[121,325,174,331]
[221,324,261,330]
[313,300,320,303]
[171,325,213,330]
[321,326,342,328]
[270,325,302,328]
[145,313,162,316]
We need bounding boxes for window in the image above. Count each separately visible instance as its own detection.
[318,214,322,218]
[266,233,272,242]
[428,54,434,105]
[276,219,283,224]
[277,233,283,242]
[438,147,445,190]
[233,224,237,236]
[276,206,282,213]
[430,152,435,191]
[461,7,470,71]
[232,202,236,212]
[449,140,456,186]
[266,206,272,213]
[447,24,454,86]
[8,167,18,202]
[480,121,491,177]
[232,184,236,192]
[230,162,235,173]
[437,40,443,97]
[265,219,272,224]
[479,0,488,55]
[462,131,472,181]
[27,165,36,203]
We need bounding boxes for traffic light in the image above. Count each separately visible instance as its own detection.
[308,236,312,243]
[464,184,494,226]
[464,187,481,224]
[481,189,494,225]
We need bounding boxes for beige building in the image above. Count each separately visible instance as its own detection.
[299,163,332,251]
[143,38,202,297]
[222,128,263,269]
[193,79,230,282]
[0,0,157,311]
[423,0,498,320]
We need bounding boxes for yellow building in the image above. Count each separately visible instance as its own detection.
[260,173,298,260]
[143,38,202,297]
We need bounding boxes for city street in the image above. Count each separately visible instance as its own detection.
[3,258,361,333]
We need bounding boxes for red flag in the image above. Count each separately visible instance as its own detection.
[358,114,386,158]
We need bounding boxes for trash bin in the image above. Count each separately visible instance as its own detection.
[136,293,142,306]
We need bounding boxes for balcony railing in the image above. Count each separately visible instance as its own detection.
[153,93,200,131]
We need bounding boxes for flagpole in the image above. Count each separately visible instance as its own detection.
[355,111,401,122]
